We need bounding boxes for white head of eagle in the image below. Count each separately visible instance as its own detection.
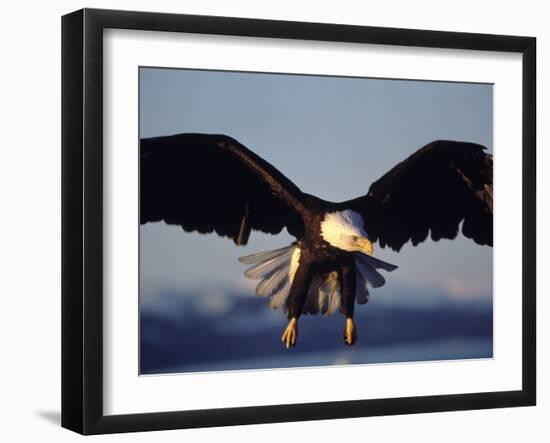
[320,210,374,255]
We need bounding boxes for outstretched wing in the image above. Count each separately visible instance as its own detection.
[141,133,305,245]
[342,140,493,251]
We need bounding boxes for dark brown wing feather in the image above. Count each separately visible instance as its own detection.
[342,140,493,251]
[140,133,305,245]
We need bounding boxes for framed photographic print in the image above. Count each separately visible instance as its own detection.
[61,8,536,435]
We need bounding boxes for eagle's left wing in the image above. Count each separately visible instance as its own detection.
[340,140,493,251]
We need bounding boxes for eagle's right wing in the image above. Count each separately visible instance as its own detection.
[141,133,306,245]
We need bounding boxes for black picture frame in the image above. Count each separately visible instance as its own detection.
[61,8,536,435]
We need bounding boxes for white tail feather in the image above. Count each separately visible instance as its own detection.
[240,246,397,316]
[355,270,369,305]
[238,245,295,265]
[324,272,341,314]
[303,274,323,315]
[240,245,300,312]
[255,267,288,296]
[309,271,342,315]
[269,278,292,309]
[244,250,293,279]
[358,254,398,272]
[355,257,386,288]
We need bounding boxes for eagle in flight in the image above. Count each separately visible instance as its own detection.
[140,134,493,348]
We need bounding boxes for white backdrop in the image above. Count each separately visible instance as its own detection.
[0,1,545,442]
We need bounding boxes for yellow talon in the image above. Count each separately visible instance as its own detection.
[344,318,358,345]
[281,318,298,348]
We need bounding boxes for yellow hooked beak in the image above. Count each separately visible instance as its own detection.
[356,237,374,256]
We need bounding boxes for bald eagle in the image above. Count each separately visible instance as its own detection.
[141,134,493,348]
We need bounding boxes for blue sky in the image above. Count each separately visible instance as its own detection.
[139,67,493,307]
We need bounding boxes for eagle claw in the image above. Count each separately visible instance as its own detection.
[344,318,357,346]
[281,318,298,348]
